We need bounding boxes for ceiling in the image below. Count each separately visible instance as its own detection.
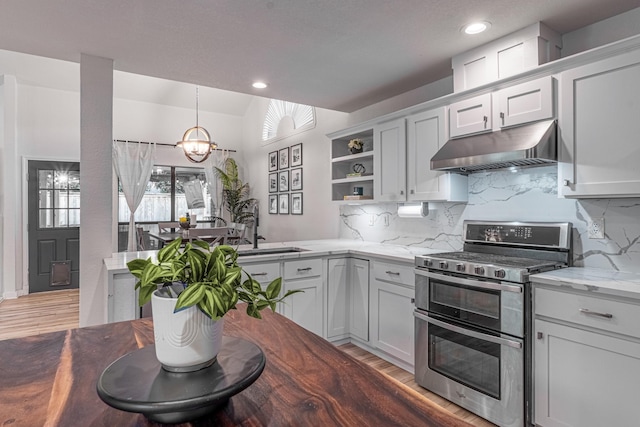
[0,0,639,113]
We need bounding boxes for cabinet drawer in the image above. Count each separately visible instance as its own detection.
[535,287,640,339]
[242,262,281,284]
[284,258,322,280]
[373,261,414,287]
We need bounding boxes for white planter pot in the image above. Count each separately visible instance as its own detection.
[151,289,224,372]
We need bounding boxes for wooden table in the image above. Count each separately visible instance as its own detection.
[0,308,473,426]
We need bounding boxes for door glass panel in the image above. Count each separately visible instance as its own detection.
[429,323,501,399]
[68,190,80,208]
[54,190,68,208]
[39,190,53,209]
[38,170,53,189]
[67,171,80,190]
[68,208,80,227]
[431,282,500,319]
[54,209,68,227]
[39,209,53,228]
[54,171,70,189]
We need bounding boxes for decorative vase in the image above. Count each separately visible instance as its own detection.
[349,146,363,155]
[151,287,224,372]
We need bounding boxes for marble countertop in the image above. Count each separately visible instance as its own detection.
[104,239,443,274]
[531,267,640,301]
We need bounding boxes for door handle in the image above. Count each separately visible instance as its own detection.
[579,308,613,319]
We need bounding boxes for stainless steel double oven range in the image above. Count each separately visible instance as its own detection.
[414,221,572,427]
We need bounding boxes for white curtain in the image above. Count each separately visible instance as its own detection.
[204,149,230,223]
[112,140,156,251]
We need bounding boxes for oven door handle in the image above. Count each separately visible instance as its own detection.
[414,310,523,349]
[414,269,522,293]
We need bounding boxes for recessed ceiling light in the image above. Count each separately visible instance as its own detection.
[463,21,491,35]
[252,81,268,89]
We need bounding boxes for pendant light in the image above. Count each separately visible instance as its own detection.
[176,86,217,163]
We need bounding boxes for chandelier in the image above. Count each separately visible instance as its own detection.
[176,86,217,163]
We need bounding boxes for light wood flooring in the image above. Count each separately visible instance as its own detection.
[0,289,494,426]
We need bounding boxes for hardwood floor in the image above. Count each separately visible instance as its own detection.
[0,289,79,340]
[0,290,494,426]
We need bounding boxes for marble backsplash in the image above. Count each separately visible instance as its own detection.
[339,166,640,273]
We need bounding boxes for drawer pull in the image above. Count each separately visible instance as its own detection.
[385,271,400,275]
[297,267,312,272]
[252,272,268,276]
[579,308,613,319]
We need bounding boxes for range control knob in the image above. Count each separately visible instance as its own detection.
[456,263,466,272]
[424,260,433,267]
[474,266,485,275]
[494,269,506,279]
[439,261,449,269]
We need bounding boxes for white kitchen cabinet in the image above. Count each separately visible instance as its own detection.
[558,47,640,198]
[370,261,415,368]
[326,257,369,342]
[282,258,323,337]
[534,285,640,427]
[493,76,554,128]
[241,261,282,314]
[108,273,138,323]
[448,93,492,138]
[373,118,406,201]
[406,107,467,202]
[330,128,375,201]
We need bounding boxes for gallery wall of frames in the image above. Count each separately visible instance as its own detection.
[268,143,303,215]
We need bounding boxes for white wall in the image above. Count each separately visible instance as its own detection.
[240,97,349,242]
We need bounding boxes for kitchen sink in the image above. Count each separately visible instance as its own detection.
[237,247,308,256]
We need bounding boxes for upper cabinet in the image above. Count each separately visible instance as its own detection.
[373,118,406,202]
[448,93,492,138]
[406,108,467,202]
[451,22,561,92]
[493,76,554,128]
[558,48,640,198]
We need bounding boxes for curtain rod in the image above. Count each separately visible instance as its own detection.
[113,139,237,153]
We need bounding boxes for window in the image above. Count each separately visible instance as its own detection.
[262,99,316,142]
[38,170,80,228]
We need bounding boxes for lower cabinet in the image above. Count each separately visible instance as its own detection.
[241,261,282,314]
[534,285,640,427]
[282,258,323,337]
[369,261,415,368]
[326,258,370,342]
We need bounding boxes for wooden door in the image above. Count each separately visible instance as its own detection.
[28,161,80,293]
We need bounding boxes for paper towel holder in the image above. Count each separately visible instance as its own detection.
[397,202,429,218]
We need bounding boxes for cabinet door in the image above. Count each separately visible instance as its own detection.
[406,107,467,202]
[534,319,640,427]
[370,279,415,366]
[349,258,369,342]
[559,48,640,198]
[283,275,323,337]
[448,93,492,138]
[374,118,406,201]
[493,76,554,128]
[327,258,348,339]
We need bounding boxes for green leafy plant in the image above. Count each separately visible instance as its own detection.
[215,158,256,225]
[126,238,300,319]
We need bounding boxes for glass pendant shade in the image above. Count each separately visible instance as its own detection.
[177,126,217,163]
[177,86,217,163]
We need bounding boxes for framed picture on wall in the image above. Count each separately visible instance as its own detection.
[291,143,302,167]
[268,151,278,171]
[278,170,289,192]
[291,167,303,191]
[269,194,278,214]
[291,192,303,215]
[268,173,278,193]
[279,193,289,214]
[278,147,289,169]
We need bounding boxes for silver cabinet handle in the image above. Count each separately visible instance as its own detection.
[400,190,404,195]
[483,115,488,128]
[252,272,268,276]
[563,179,571,187]
[579,308,613,319]
[385,270,400,275]
[410,189,415,194]
[500,112,505,126]
[297,267,312,272]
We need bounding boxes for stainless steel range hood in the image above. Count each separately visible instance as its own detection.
[431,120,557,173]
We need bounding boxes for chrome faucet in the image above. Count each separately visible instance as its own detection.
[252,203,264,249]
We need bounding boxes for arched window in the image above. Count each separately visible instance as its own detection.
[262,100,316,143]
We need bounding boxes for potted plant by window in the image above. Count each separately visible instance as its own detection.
[126,238,300,372]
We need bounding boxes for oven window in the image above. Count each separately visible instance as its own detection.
[430,280,500,326]
[428,323,500,399]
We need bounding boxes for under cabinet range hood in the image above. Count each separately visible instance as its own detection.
[431,120,557,173]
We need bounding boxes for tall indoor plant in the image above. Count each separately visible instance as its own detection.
[215,157,256,225]
[127,238,299,371]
